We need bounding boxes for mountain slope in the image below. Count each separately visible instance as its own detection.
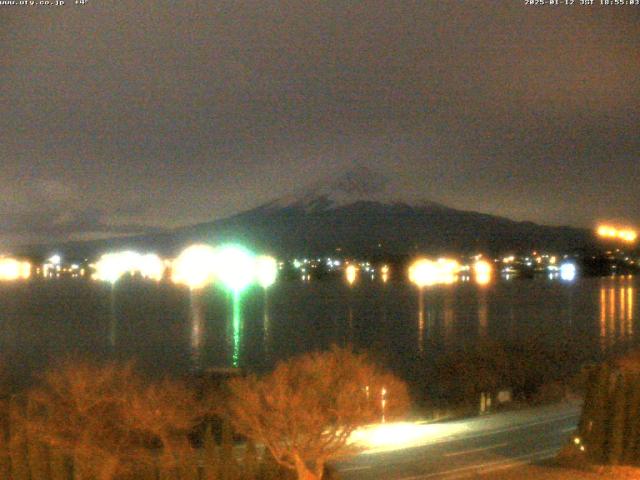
[17,168,593,258]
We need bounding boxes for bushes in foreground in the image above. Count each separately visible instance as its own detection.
[0,361,291,480]
[0,346,410,480]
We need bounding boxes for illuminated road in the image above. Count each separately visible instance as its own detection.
[336,402,581,480]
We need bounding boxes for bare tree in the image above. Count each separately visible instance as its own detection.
[123,377,209,475]
[27,360,207,480]
[226,346,410,480]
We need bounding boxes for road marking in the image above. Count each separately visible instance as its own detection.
[443,442,508,457]
[560,426,576,433]
[340,465,372,472]
[397,446,560,480]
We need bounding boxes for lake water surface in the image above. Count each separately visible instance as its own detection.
[0,275,637,392]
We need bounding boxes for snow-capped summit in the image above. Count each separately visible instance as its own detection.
[263,166,441,212]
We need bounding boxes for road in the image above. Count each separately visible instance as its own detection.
[335,402,581,480]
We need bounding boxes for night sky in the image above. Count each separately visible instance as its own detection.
[2,1,639,245]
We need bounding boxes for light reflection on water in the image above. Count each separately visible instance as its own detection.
[0,276,637,387]
[599,276,635,353]
[189,290,204,370]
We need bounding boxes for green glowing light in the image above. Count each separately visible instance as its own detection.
[214,245,255,293]
[212,244,255,368]
[232,290,241,368]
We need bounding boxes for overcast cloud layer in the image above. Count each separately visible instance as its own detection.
[1,1,639,245]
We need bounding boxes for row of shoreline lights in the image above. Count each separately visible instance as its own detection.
[92,245,278,291]
[403,257,578,288]
[345,258,494,288]
[348,258,573,288]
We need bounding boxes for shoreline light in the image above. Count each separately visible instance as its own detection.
[93,251,166,284]
[171,245,217,290]
[0,258,31,281]
[597,225,637,243]
[409,258,460,288]
[93,251,139,284]
[473,260,492,286]
[214,245,255,293]
[255,255,278,289]
[381,265,390,284]
[560,262,577,282]
[345,264,358,286]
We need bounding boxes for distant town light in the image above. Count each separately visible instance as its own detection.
[381,265,390,283]
[473,260,492,286]
[560,262,577,282]
[345,264,358,286]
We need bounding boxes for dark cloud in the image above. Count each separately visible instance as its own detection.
[1,1,638,244]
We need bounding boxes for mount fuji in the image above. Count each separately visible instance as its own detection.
[164,167,591,257]
[20,167,592,258]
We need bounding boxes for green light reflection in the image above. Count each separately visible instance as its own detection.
[232,290,242,368]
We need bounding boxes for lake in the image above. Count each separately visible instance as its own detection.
[0,275,636,395]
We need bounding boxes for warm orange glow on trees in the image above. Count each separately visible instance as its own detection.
[226,346,410,480]
[27,361,208,480]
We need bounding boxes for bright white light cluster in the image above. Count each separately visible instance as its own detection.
[0,258,31,281]
[170,244,278,291]
[255,255,278,289]
[171,244,217,289]
[560,262,577,282]
[408,258,460,288]
[92,245,279,291]
[93,251,165,283]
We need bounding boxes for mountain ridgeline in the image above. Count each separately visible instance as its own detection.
[22,197,592,260]
[174,198,592,257]
[16,169,594,258]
